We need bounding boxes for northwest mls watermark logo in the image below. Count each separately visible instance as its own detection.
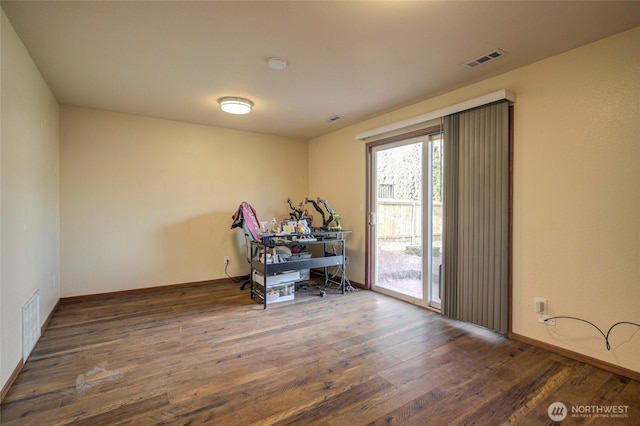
[548,402,568,422]
[548,401,630,422]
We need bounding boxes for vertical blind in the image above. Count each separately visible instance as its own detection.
[443,101,510,333]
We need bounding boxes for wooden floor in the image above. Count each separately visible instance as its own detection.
[1,281,638,425]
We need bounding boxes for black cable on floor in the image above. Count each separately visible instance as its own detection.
[224,261,241,283]
[544,316,640,350]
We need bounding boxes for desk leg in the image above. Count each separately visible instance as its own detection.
[323,242,329,287]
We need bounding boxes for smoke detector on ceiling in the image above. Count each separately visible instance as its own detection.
[463,49,506,68]
[268,57,288,70]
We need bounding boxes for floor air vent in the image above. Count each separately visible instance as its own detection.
[463,49,506,68]
[23,291,41,359]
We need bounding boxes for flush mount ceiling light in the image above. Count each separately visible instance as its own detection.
[218,97,254,115]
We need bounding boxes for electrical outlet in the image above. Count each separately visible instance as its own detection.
[539,314,556,326]
[224,255,230,264]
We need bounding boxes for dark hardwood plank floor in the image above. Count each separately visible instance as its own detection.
[1,281,638,425]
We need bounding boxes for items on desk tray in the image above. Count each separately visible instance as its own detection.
[287,198,304,221]
[255,245,312,263]
[256,245,312,265]
[281,197,342,234]
[263,196,345,239]
[267,217,312,236]
[281,218,312,235]
[318,198,342,231]
[300,197,342,231]
[270,217,279,233]
[256,245,291,263]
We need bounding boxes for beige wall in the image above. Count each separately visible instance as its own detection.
[1,10,60,389]
[309,27,640,373]
[60,107,307,297]
[2,5,638,393]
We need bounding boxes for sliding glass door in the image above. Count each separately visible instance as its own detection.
[428,133,443,309]
[369,132,442,309]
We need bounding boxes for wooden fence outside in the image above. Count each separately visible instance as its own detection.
[376,199,442,246]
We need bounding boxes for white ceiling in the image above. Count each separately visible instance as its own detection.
[3,1,639,140]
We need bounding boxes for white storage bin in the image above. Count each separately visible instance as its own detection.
[254,282,295,304]
[253,270,300,287]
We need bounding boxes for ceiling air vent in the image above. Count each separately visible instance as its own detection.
[326,115,342,123]
[463,49,506,69]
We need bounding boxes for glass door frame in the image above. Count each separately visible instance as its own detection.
[427,132,442,311]
[365,125,442,310]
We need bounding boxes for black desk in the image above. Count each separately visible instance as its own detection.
[250,230,351,308]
